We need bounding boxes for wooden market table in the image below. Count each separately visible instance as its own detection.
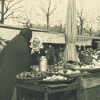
[15,72,100,100]
[15,82,79,100]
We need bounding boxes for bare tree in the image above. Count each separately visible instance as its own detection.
[0,0,24,24]
[96,5,100,24]
[13,3,48,28]
[84,25,93,36]
[95,6,100,35]
[77,0,93,35]
[96,14,100,26]
[36,0,61,31]
[52,19,65,33]
[14,6,36,27]
[77,10,91,35]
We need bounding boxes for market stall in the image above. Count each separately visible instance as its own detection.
[13,30,100,100]
[13,0,100,99]
[14,68,100,100]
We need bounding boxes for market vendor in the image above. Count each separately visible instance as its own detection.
[0,28,32,100]
[30,36,46,65]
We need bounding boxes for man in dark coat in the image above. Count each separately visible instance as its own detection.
[0,28,32,100]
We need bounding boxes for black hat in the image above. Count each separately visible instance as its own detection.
[20,28,32,43]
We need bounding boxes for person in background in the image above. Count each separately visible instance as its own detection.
[55,46,63,64]
[0,28,32,100]
[48,45,54,65]
[30,36,46,65]
[44,45,50,63]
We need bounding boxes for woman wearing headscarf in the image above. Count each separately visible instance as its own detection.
[30,36,46,65]
[0,28,32,100]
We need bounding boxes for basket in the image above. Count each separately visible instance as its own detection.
[79,55,93,65]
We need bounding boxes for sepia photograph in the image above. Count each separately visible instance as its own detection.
[0,0,100,100]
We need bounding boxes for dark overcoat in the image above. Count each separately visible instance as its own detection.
[0,34,32,100]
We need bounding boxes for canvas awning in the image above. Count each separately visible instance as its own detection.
[33,32,100,46]
[0,24,99,45]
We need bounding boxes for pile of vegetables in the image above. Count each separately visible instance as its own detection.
[16,71,47,79]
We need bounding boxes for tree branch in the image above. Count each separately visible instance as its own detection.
[6,0,12,9]
[4,12,13,19]
[8,0,23,10]
[4,1,7,9]
[49,4,57,15]
[4,6,24,20]
[48,0,51,10]
[4,0,23,16]
[38,0,47,16]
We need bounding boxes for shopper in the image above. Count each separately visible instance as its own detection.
[0,28,32,100]
[30,36,46,65]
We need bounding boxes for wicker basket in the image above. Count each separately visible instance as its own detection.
[79,55,93,65]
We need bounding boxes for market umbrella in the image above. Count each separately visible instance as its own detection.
[64,0,79,64]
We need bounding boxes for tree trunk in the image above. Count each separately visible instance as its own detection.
[77,26,80,35]
[80,20,83,35]
[1,0,4,24]
[90,29,92,36]
[47,13,49,31]
[47,7,49,31]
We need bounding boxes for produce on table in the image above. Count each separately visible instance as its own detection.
[92,59,100,67]
[78,48,94,65]
[65,69,80,75]
[16,71,47,79]
[16,50,100,80]
[78,48,100,65]
[47,61,64,74]
[43,75,67,82]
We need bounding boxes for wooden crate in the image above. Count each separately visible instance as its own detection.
[78,75,100,100]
